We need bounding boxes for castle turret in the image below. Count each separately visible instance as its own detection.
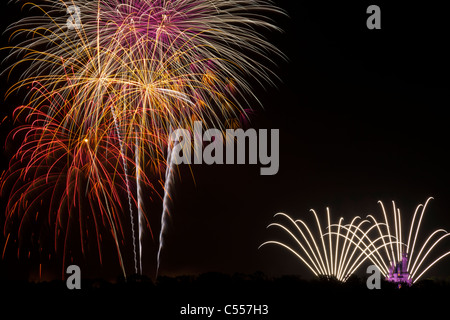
[386,253,411,287]
[401,253,408,274]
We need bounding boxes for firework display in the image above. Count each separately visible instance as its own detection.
[0,6,449,317]
[358,198,450,285]
[1,0,283,278]
[262,198,450,286]
[260,208,399,282]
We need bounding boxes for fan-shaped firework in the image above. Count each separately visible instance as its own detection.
[260,208,398,282]
[349,198,450,285]
[2,0,283,277]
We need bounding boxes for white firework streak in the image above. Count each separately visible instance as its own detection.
[135,132,144,275]
[156,140,176,277]
[359,197,450,284]
[111,105,138,276]
[260,208,399,282]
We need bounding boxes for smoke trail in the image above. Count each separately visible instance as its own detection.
[111,105,138,275]
[156,141,176,277]
[135,133,144,275]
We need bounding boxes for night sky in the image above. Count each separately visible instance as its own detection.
[1,1,450,282]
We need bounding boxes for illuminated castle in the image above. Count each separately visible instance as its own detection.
[386,253,412,287]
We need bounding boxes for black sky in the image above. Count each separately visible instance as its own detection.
[1,1,450,281]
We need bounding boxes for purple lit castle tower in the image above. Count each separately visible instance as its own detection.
[386,253,412,287]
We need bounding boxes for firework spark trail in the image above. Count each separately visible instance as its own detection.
[0,103,132,277]
[135,131,143,275]
[328,220,399,278]
[387,198,450,283]
[111,104,138,275]
[84,139,127,278]
[2,0,284,277]
[327,197,450,284]
[260,208,400,282]
[156,140,176,277]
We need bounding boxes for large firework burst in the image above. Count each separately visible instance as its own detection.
[2,0,284,277]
